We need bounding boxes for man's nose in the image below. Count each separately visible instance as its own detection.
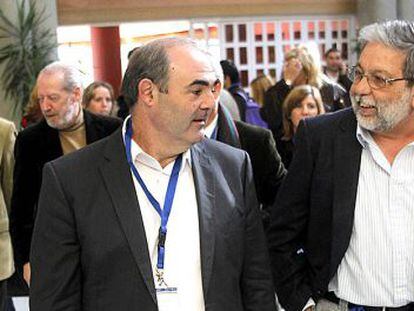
[350,74,371,97]
[40,100,52,112]
[201,90,216,110]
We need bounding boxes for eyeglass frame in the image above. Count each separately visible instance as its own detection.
[348,65,414,89]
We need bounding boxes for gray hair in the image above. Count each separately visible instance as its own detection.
[38,61,83,92]
[121,37,208,108]
[359,20,414,86]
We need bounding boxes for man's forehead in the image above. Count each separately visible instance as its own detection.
[168,49,216,80]
[38,71,65,85]
[358,42,405,73]
[168,46,213,66]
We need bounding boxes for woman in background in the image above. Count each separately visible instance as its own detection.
[278,84,325,167]
[261,46,349,140]
[82,81,115,116]
[250,74,274,108]
[21,84,43,128]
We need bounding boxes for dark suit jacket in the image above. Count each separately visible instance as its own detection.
[30,128,276,311]
[215,105,286,207]
[274,138,295,168]
[10,111,122,266]
[267,108,362,311]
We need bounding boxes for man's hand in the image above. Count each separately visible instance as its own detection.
[339,62,348,75]
[23,262,31,286]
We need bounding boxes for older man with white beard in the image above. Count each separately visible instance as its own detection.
[9,62,122,290]
[267,20,414,311]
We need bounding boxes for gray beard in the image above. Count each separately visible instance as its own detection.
[351,92,413,133]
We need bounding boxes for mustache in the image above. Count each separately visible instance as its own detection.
[351,95,376,108]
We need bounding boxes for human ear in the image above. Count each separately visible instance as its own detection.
[138,78,156,106]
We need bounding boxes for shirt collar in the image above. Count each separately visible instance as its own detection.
[356,124,414,149]
[356,124,372,149]
[204,113,218,139]
[122,116,192,172]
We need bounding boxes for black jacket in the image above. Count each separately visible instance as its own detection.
[267,108,362,311]
[215,105,286,207]
[10,110,122,266]
[30,129,276,310]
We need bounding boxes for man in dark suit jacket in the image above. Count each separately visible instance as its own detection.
[10,62,121,288]
[206,103,286,225]
[30,37,275,310]
[268,20,414,311]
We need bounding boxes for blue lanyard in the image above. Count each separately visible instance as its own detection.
[124,119,183,270]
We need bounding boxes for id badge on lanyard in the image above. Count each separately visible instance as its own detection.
[124,119,182,297]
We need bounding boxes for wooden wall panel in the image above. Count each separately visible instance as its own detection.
[57,0,356,25]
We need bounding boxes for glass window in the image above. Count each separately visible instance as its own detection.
[294,22,301,40]
[282,22,290,40]
[318,21,325,39]
[267,23,275,41]
[308,22,315,39]
[241,70,249,87]
[268,46,275,63]
[256,46,263,64]
[238,24,246,42]
[226,48,234,61]
[341,20,348,38]
[240,47,248,64]
[225,24,233,42]
[332,21,338,39]
[254,23,263,41]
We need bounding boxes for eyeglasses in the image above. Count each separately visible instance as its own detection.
[348,66,414,89]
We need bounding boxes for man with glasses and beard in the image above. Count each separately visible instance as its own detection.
[268,20,414,311]
[10,62,121,289]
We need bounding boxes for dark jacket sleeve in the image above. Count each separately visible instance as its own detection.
[10,132,42,265]
[261,80,291,140]
[240,153,277,311]
[236,122,286,206]
[30,162,81,310]
[267,120,315,311]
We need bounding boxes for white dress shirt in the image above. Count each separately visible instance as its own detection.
[329,125,414,307]
[122,118,205,311]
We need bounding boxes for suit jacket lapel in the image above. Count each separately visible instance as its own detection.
[216,104,241,148]
[330,112,362,278]
[99,129,156,303]
[191,142,216,299]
